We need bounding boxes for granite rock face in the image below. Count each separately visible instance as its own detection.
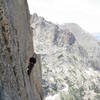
[0,1,42,100]
[31,13,100,100]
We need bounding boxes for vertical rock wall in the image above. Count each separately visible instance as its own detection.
[0,0,42,100]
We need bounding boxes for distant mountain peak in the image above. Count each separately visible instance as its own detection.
[30,13,45,24]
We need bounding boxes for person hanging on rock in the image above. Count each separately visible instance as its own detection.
[27,53,37,75]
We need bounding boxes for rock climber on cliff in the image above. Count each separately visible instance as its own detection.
[27,53,37,75]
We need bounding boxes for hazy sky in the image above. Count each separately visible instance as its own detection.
[28,0,100,35]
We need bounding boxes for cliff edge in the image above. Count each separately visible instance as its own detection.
[0,0,42,100]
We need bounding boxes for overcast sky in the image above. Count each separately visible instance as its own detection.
[28,0,100,35]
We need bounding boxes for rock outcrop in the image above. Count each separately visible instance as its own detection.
[31,13,100,100]
[0,1,42,100]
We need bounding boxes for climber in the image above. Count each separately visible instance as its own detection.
[27,53,36,75]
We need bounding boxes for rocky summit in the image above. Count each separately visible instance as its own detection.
[31,13,100,100]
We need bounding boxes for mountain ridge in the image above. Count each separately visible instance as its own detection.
[31,13,100,100]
